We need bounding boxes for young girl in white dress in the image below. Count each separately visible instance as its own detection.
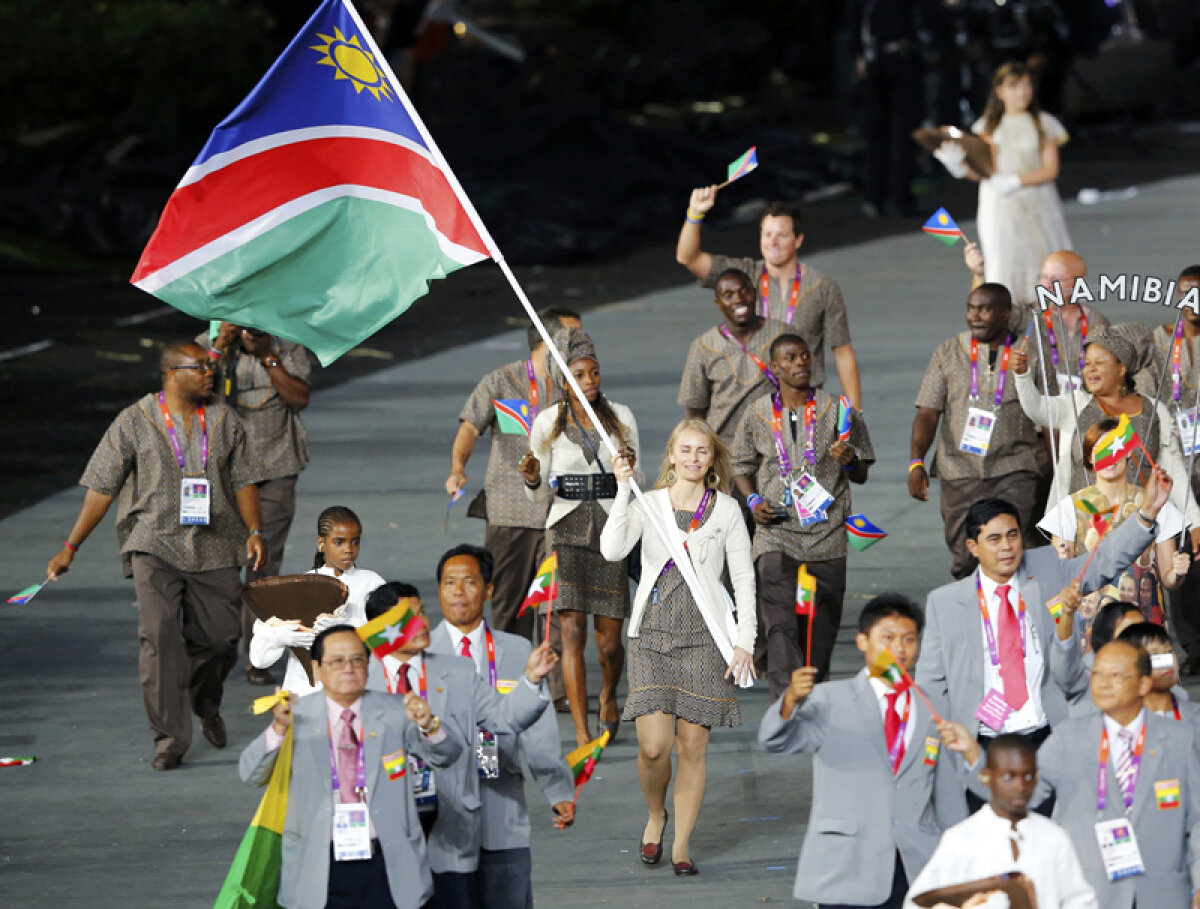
[965,61,1073,302]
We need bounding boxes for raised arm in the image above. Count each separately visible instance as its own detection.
[675,186,719,280]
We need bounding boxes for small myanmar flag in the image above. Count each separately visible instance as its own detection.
[492,398,532,435]
[726,146,758,183]
[836,395,853,442]
[922,207,964,246]
[869,648,910,690]
[518,552,558,617]
[1047,595,1064,623]
[357,597,424,660]
[1092,414,1138,471]
[7,582,46,605]
[795,564,817,617]
[845,513,887,551]
[382,749,407,781]
[566,729,610,789]
[1155,779,1181,809]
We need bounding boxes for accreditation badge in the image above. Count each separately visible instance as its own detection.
[411,754,437,813]
[178,477,211,525]
[1094,818,1145,881]
[332,800,373,862]
[476,727,499,780]
[1175,408,1200,457]
[789,471,833,527]
[958,407,997,456]
[1057,372,1083,395]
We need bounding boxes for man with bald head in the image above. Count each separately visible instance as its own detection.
[45,340,270,770]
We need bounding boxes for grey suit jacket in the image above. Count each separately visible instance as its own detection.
[429,622,575,851]
[365,647,549,872]
[238,690,465,909]
[1031,711,1200,909]
[759,672,963,905]
[916,517,1154,731]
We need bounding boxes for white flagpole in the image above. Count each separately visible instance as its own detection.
[341,1,735,663]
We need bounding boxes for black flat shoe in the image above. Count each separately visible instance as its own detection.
[672,860,698,877]
[640,810,667,866]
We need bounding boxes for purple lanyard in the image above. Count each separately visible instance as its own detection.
[525,359,540,420]
[772,391,817,472]
[328,720,367,800]
[719,324,779,390]
[1097,724,1144,812]
[969,336,1012,407]
[657,488,714,580]
[157,391,207,471]
[976,575,1026,665]
[481,623,498,688]
[1171,321,1185,403]
[888,692,911,773]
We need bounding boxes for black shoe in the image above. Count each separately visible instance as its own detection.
[640,810,667,866]
[152,753,182,771]
[246,666,276,686]
[201,714,227,749]
[672,860,698,877]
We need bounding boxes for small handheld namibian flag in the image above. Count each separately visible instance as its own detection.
[566,729,610,790]
[1092,414,1138,471]
[7,582,47,605]
[922,207,964,246]
[725,146,758,185]
[869,648,910,691]
[518,552,558,617]
[0,757,35,767]
[493,398,532,435]
[357,597,424,660]
[382,749,407,780]
[836,396,853,442]
[845,514,887,551]
[795,564,817,616]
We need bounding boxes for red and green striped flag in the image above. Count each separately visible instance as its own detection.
[357,597,424,660]
[1092,414,1138,471]
[566,729,610,791]
[213,695,293,909]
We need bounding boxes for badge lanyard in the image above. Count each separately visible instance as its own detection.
[328,722,367,801]
[525,359,540,421]
[386,657,428,698]
[1172,694,1182,722]
[760,263,802,324]
[1171,320,1185,404]
[888,691,912,773]
[976,575,1027,666]
[1097,723,1145,812]
[657,488,714,583]
[772,391,817,476]
[157,391,207,471]
[482,624,498,689]
[1043,309,1087,372]
[969,335,1012,408]
[719,324,779,390]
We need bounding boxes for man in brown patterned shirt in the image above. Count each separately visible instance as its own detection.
[46,341,269,771]
[447,308,580,703]
[199,322,312,685]
[676,188,861,410]
[732,333,874,697]
[910,284,1051,580]
[678,268,790,449]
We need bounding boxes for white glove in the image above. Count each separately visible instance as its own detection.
[266,619,315,648]
[985,173,1022,196]
[311,612,344,634]
[932,141,969,179]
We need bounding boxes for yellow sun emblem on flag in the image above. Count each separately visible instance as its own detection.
[311,28,394,101]
[938,213,949,225]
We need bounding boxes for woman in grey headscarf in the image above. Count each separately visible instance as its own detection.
[519,328,640,747]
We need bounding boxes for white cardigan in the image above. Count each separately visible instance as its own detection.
[524,401,641,528]
[1013,370,1200,527]
[600,485,756,662]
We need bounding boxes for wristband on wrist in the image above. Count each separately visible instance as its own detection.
[745,493,764,510]
[908,459,925,473]
[65,540,79,553]
[1136,509,1154,527]
[685,207,706,224]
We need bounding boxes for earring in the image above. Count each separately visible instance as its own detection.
[707,472,721,489]
[665,468,677,485]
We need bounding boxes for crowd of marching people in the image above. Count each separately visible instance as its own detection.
[38,51,1200,909]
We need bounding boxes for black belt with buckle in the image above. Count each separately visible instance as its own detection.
[555,473,618,501]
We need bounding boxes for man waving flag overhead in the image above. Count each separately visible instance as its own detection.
[131,0,490,365]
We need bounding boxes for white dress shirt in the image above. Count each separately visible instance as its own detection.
[1102,708,1146,802]
[976,570,1047,735]
[867,671,916,754]
[445,621,487,676]
[905,804,1097,909]
[381,652,424,695]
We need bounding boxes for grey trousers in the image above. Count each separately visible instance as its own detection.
[939,470,1042,579]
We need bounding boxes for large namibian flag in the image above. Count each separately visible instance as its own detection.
[131,0,490,366]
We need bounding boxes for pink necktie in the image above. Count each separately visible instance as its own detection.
[337,708,358,803]
[996,584,1029,709]
[460,636,472,658]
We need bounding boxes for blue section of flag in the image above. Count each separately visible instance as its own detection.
[192,0,427,168]
[922,207,961,234]
[845,514,886,537]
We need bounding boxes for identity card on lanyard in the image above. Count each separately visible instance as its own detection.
[959,336,1010,457]
[971,575,1028,731]
[1044,310,1086,395]
[1094,725,1147,880]
[158,392,210,526]
[476,625,500,780]
[329,732,372,862]
[1171,324,1200,454]
[770,392,832,525]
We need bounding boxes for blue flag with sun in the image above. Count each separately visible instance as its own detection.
[132,0,491,366]
[921,208,964,247]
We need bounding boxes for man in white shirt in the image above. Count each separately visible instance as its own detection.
[906,734,1097,909]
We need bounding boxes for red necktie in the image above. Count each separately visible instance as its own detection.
[336,708,359,803]
[395,663,411,695]
[460,636,472,658]
[884,691,904,771]
[996,584,1029,709]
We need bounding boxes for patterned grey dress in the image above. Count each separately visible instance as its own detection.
[623,499,741,727]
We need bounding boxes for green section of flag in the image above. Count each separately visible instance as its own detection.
[150,198,479,367]
[930,233,959,247]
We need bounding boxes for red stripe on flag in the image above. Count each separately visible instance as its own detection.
[922,227,962,237]
[133,137,488,282]
[494,401,531,433]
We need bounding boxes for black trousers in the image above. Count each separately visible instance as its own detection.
[862,50,920,210]
[427,871,480,909]
[477,847,533,909]
[967,725,1055,816]
[326,843,398,909]
[823,851,907,909]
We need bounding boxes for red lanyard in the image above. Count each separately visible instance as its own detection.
[157,392,207,471]
[526,359,540,420]
[968,336,1012,407]
[482,624,498,688]
[1097,722,1145,812]
[760,263,802,323]
[1171,321,1185,403]
[771,391,818,475]
[387,657,428,697]
[719,324,779,389]
[976,575,1026,665]
[1173,695,1182,722]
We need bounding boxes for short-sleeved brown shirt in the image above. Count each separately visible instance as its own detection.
[703,255,851,390]
[80,393,270,576]
[915,331,1049,481]
[677,318,791,445]
[195,332,311,481]
[731,389,875,561]
[459,359,555,529]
